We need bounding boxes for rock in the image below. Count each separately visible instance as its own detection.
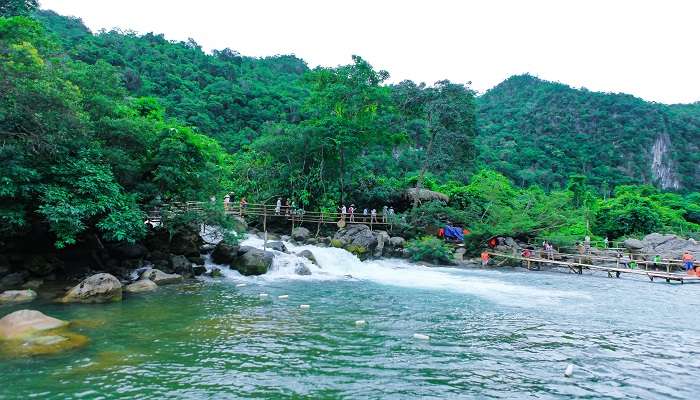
[0,310,68,339]
[232,247,274,276]
[333,224,378,258]
[187,255,205,265]
[637,233,700,260]
[0,272,28,290]
[111,243,147,259]
[62,273,123,303]
[281,235,291,242]
[266,241,287,253]
[291,227,311,241]
[170,227,204,257]
[230,215,248,232]
[139,268,183,285]
[200,243,215,253]
[170,255,193,277]
[266,233,280,241]
[454,248,467,262]
[0,289,37,304]
[125,279,157,293]
[389,237,406,248]
[22,279,43,290]
[624,238,645,250]
[374,230,390,258]
[192,265,207,276]
[209,267,223,278]
[294,262,312,276]
[211,242,239,265]
[297,250,318,265]
[305,237,318,245]
[23,254,62,277]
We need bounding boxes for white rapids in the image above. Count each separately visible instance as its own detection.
[208,235,591,307]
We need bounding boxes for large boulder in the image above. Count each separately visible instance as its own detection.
[232,247,274,276]
[0,289,37,304]
[623,238,645,251]
[373,230,390,258]
[636,233,700,260]
[170,227,204,257]
[266,241,288,253]
[62,273,122,303]
[0,310,68,339]
[170,255,194,277]
[333,224,378,258]
[389,237,406,248]
[291,227,311,242]
[0,272,28,290]
[211,242,239,265]
[125,279,158,293]
[297,250,318,266]
[139,268,183,285]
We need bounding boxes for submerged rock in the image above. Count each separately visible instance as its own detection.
[297,250,318,266]
[61,273,122,303]
[0,310,68,339]
[0,310,88,357]
[266,241,287,253]
[139,268,183,285]
[232,247,274,276]
[125,279,157,293]
[0,289,37,304]
[294,262,312,276]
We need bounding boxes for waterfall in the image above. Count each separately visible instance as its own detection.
[651,134,680,190]
[208,236,590,307]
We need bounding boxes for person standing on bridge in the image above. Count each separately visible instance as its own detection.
[683,251,695,273]
[275,197,282,215]
[239,197,248,216]
[349,204,356,222]
[363,208,368,223]
[371,208,377,223]
[223,194,231,211]
[388,207,395,223]
[340,204,347,220]
[604,236,609,248]
[382,205,388,223]
[481,251,490,267]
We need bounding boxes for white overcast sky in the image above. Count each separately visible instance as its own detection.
[40,0,700,104]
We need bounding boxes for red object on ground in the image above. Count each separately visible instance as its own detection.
[438,228,445,237]
[463,229,470,235]
[488,238,497,248]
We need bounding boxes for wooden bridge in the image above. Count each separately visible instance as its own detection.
[487,251,700,284]
[147,201,397,231]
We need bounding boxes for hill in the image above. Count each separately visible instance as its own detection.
[476,74,700,192]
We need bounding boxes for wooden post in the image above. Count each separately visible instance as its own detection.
[263,205,268,251]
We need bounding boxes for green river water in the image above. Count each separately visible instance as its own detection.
[1,238,699,399]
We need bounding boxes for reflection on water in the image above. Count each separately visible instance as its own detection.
[1,240,699,399]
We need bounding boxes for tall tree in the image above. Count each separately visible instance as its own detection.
[0,0,38,17]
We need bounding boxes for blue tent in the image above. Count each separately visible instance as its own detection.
[444,225,463,241]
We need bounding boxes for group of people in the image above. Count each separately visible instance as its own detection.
[339,204,395,224]
[223,194,247,215]
[274,198,304,216]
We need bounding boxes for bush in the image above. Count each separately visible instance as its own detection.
[406,236,453,264]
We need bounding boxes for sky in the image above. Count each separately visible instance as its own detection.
[40,0,700,104]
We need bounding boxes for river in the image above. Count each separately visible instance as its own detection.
[1,237,699,399]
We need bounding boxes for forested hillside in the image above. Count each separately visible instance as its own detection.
[477,75,700,192]
[1,5,699,257]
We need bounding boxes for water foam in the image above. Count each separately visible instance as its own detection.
[211,236,590,307]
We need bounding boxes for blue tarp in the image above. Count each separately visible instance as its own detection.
[444,225,463,241]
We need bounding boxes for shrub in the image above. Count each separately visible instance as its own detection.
[406,236,453,264]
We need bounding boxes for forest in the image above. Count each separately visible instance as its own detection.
[1,4,699,258]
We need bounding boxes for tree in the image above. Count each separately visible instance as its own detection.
[0,0,38,17]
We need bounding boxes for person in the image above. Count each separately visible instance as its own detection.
[363,208,369,222]
[210,195,216,203]
[382,205,388,223]
[683,251,695,272]
[619,253,630,269]
[584,235,591,254]
[546,242,554,260]
[629,259,637,270]
[604,236,609,248]
[388,207,395,223]
[239,197,248,216]
[521,248,532,258]
[223,194,231,211]
[275,197,282,215]
[653,254,662,271]
[481,251,490,267]
[349,204,355,222]
[340,204,347,220]
[370,208,377,223]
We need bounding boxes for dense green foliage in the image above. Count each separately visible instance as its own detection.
[407,236,454,263]
[477,74,700,192]
[1,7,698,254]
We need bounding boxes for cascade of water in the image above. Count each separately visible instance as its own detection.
[206,236,590,307]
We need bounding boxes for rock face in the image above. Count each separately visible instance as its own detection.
[125,279,158,293]
[625,233,700,260]
[211,242,239,265]
[266,241,288,253]
[333,225,378,258]
[0,310,68,339]
[62,273,123,303]
[0,289,37,304]
[23,254,63,277]
[170,227,204,257]
[0,272,28,290]
[373,231,390,258]
[291,227,311,242]
[297,250,318,265]
[232,247,274,276]
[170,255,193,277]
[139,268,183,285]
